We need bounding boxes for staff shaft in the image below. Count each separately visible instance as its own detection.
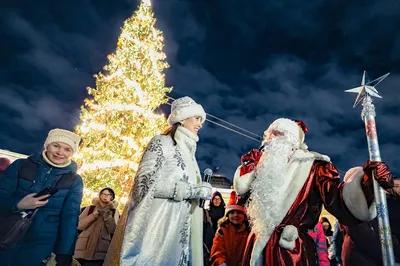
[362,95,395,266]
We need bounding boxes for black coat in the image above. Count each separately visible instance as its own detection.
[387,194,400,242]
[209,207,225,231]
[342,218,400,266]
[203,209,215,266]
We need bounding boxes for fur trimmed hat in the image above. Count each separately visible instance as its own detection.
[225,191,246,216]
[44,128,81,153]
[167,96,206,126]
[263,118,308,149]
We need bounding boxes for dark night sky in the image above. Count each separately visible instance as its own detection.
[1,0,399,180]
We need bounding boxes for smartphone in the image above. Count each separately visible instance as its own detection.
[34,187,59,201]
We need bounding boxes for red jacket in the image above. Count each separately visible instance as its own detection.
[210,221,250,266]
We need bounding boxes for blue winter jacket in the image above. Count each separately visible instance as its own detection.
[0,153,83,266]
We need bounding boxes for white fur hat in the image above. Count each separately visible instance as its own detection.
[44,128,81,153]
[167,96,206,126]
[264,118,307,149]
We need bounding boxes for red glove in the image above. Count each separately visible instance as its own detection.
[363,160,394,190]
[240,149,263,176]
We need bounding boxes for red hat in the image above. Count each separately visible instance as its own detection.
[294,120,308,134]
[225,191,246,216]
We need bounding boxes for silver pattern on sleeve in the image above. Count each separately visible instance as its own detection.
[120,135,193,266]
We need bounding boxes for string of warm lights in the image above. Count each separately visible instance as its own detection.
[165,98,262,142]
[166,96,261,140]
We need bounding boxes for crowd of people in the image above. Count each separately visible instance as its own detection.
[0,96,399,266]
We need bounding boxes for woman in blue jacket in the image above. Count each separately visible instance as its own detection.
[0,128,83,266]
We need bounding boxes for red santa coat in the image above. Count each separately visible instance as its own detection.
[237,159,376,266]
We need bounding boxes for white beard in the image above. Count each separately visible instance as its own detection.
[244,137,329,265]
[248,136,294,240]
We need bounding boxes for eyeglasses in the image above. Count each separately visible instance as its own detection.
[100,193,113,198]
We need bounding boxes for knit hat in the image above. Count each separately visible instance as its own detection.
[44,128,81,153]
[225,191,246,216]
[167,96,206,126]
[210,191,226,208]
[263,118,308,149]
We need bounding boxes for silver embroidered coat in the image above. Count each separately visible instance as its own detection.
[109,129,203,266]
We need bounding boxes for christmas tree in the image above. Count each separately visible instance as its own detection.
[75,0,171,208]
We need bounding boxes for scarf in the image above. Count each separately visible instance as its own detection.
[174,126,203,266]
[42,150,72,168]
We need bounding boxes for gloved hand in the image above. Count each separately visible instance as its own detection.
[154,180,212,201]
[101,210,112,220]
[363,160,394,189]
[240,149,263,176]
[219,263,227,266]
[186,182,212,200]
[55,254,72,266]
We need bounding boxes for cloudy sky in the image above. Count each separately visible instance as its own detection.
[1,0,399,179]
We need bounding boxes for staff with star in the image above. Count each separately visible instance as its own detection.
[345,71,395,266]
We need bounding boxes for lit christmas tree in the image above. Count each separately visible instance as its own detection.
[75,0,171,208]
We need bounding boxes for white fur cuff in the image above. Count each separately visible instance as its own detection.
[233,166,255,195]
[173,181,187,201]
[279,225,299,250]
[343,172,377,221]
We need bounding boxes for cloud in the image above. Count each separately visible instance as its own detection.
[1,0,399,179]
[0,86,78,129]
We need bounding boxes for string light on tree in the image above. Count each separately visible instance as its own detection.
[75,0,171,209]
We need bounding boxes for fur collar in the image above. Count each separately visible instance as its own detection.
[175,126,198,156]
[92,197,119,209]
[249,151,318,265]
[291,149,331,163]
[174,126,201,185]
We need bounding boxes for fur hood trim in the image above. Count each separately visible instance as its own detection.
[91,197,119,209]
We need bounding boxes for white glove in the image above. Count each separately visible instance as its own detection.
[187,182,212,200]
[154,180,212,201]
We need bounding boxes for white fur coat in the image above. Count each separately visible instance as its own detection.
[119,128,203,266]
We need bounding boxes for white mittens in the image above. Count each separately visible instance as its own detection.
[173,181,213,201]
[154,180,212,202]
[187,182,213,200]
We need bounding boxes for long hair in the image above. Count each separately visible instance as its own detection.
[161,123,180,145]
[319,217,333,232]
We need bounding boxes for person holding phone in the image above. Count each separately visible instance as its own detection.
[0,128,83,266]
